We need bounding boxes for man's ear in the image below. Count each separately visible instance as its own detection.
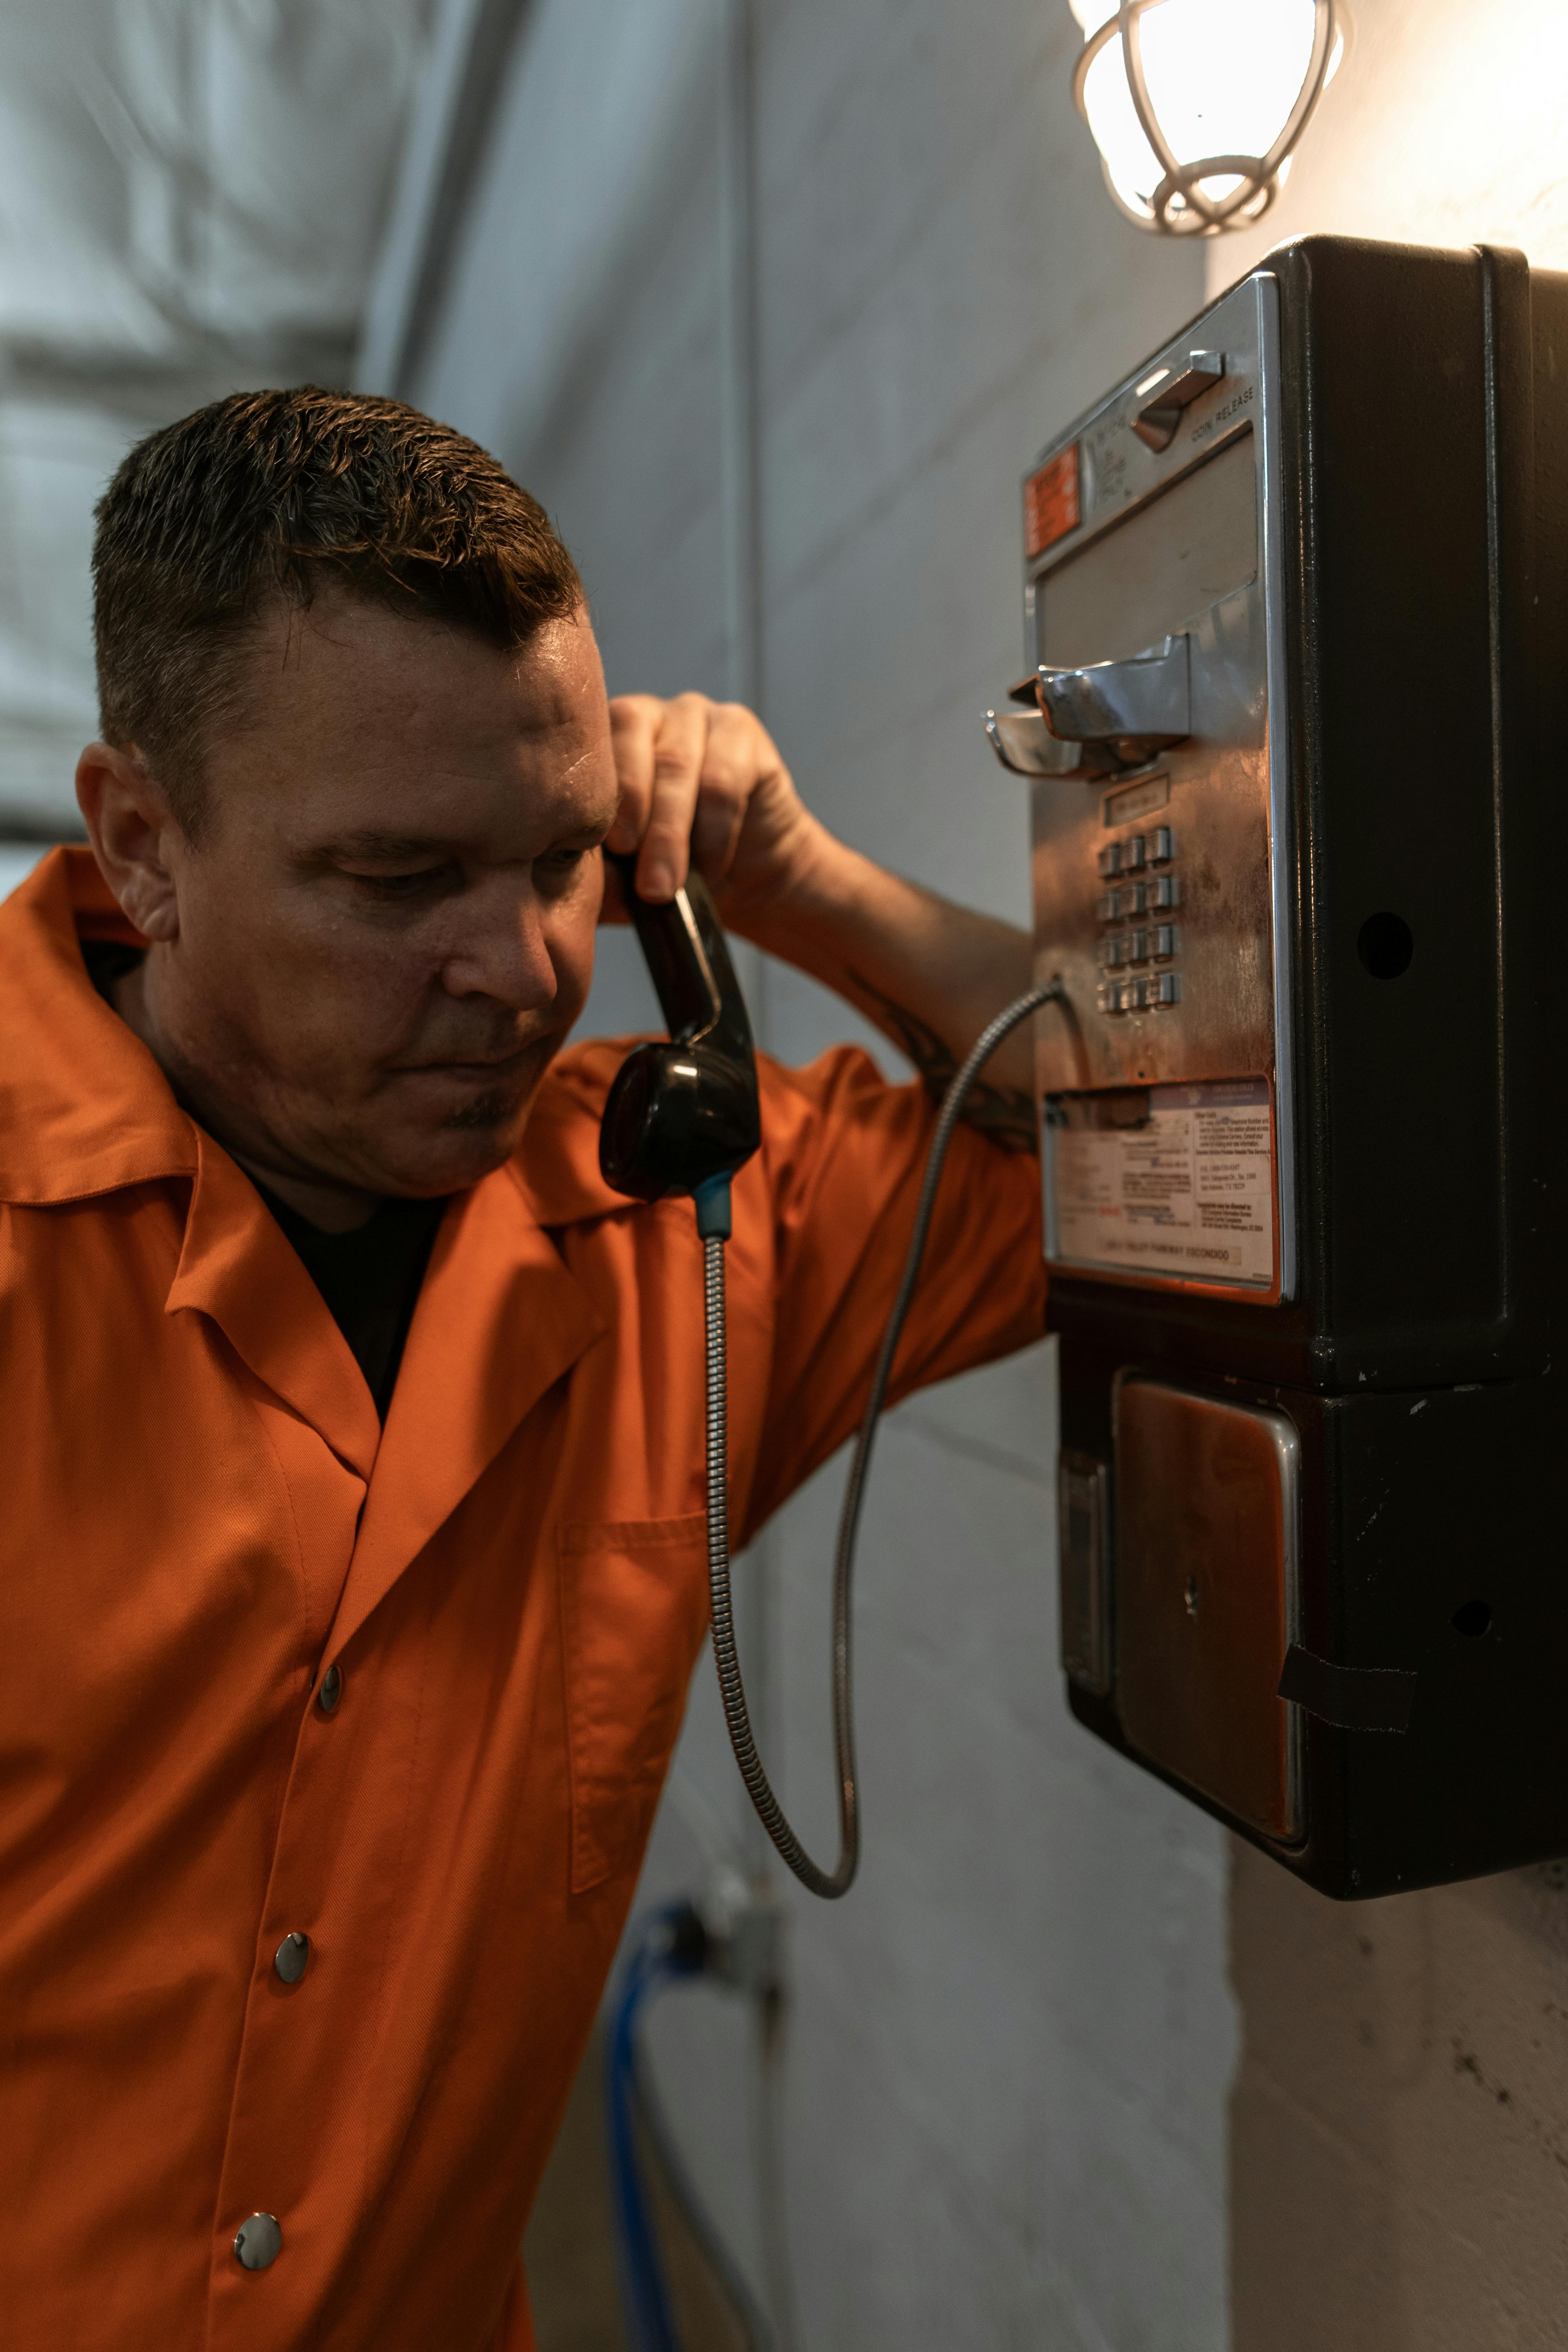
[76,740,184,942]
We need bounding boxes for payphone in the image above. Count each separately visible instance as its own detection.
[990,236,1568,1898]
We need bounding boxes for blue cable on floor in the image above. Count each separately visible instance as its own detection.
[604,1904,707,2352]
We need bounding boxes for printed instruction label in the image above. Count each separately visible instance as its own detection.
[1046,1078,1275,1288]
[1024,444,1081,559]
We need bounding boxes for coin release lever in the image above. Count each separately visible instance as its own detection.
[1133,352,1226,452]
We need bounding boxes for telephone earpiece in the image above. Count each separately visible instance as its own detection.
[599,852,761,1208]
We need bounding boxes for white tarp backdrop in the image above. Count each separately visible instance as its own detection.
[0,0,433,837]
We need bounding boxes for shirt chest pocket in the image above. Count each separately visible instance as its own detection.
[556,1514,711,1894]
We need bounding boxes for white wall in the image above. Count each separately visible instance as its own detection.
[1205,0,1568,297]
[408,4,1236,2346]
[1198,7,1568,2344]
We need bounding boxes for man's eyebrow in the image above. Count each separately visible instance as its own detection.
[316,829,460,862]
[314,816,613,864]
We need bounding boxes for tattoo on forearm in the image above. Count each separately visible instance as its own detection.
[845,972,1038,1150]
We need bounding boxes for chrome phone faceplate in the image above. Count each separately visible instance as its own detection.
[1023,272,1295,1300]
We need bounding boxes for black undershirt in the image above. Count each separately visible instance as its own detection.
[84,941,446,1420]
[254,1185,448,1421]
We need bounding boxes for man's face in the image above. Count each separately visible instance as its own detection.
[141,593,618,1199]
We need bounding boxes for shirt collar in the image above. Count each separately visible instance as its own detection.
[0,847,196,1205]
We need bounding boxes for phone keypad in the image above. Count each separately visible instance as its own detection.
[1098,827,1181,1014]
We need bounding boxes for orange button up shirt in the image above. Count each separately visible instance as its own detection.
[0,850,1047,2350]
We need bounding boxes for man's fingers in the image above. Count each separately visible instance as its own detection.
[690,789,746,883]
[608,691,786,905]
[635,693,710,900]
[606,695,661,854]
[688,702,758,884]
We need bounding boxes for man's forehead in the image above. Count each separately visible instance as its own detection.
[252,591,608,739]
[215,593,617,846]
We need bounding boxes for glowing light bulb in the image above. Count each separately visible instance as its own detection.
[1070,0,1349,235]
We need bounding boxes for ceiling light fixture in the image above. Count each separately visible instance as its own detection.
[1070,0,1350,236]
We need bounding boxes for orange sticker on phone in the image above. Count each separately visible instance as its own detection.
[1024,445,1080,559]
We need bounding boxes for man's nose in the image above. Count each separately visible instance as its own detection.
[439,881,559,1009]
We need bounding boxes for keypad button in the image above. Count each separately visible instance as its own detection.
[1103,937,1126,968]
[1097,843,1123,878]
[1152,826,1174,863]
[1152,972,1181,1008]
[1098,891,1119,920]
[1125,835,1146,871]
[1154,924,1177,959]
[1128,930,1149,964]
[1128,881,1148,915]
[1153,873,1179,910]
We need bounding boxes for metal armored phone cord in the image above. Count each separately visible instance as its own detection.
[696,981,1066,1900]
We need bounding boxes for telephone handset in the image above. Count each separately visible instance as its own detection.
[600,844,1057,1899]
[598,851,761,1211]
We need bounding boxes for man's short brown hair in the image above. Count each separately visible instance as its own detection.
[92,386,583,839]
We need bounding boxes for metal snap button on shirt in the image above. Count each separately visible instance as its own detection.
[233,2213,282,2270]
[317,1663,342,1715]
[273,1932,310,1985]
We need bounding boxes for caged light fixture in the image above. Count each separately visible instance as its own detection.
[1070,0,1350,236]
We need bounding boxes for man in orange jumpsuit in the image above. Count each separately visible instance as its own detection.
[0,388,1045,2348]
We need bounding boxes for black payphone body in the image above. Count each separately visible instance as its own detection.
[991,236,1568,1899]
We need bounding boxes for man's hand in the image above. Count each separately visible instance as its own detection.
[604,692,826,919]
[601,688,1039,1143]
